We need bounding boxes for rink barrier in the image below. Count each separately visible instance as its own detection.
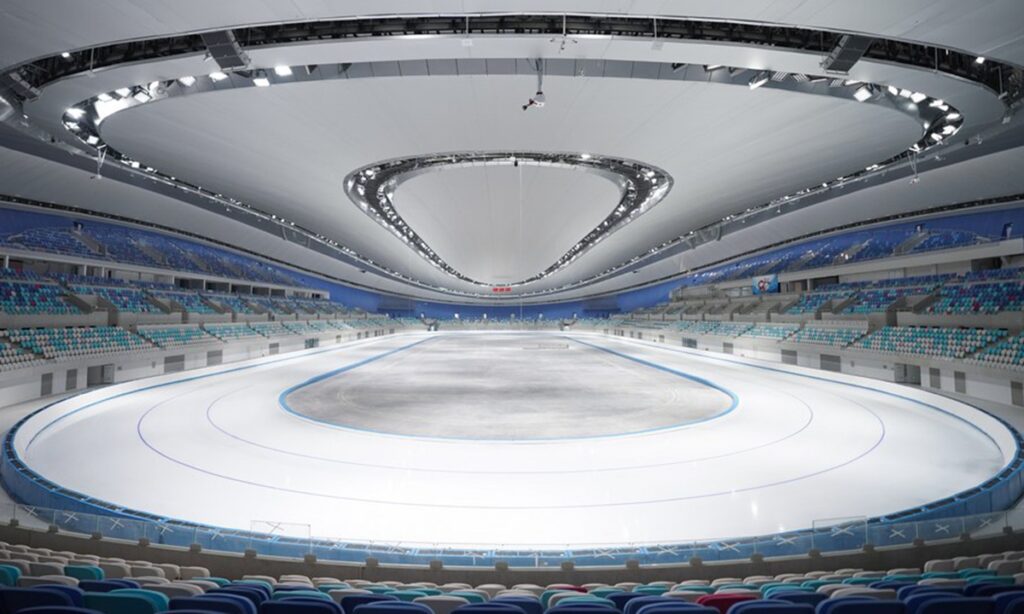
[3,396,1024,568]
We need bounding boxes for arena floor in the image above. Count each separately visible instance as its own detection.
[11,332,1015,549]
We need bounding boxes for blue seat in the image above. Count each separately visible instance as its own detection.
[80,584,129,595]
[995,593,1024,614]
[260,601,341,614]
[109,590,169,612]
[209,590,265,608]
[634,602,715,614]
[0,588,75,613]
[727,602,812,613]
[170,596,255,614]
[548,607,620,614]
[35,588,84,608]
[18,608,103,614]
[227,588,270,603]
[632,605,715,614]
[897,587,962,602]
[490,598,540,614]
[969,585,1020,598]
[607,596,644,612]
[623,597,674,614]
[271,595,330,604]
[340,596,398,614]
[550,605,617,612]
[351,604,432,614]
[1003,596,1024,614]
[905,593,962,614]
[105,583,141,591]
[769,593,827,607]
[83,593,160,614]
[916,598,994,614]
[272,600,339,614]
[817,601,905,614]
[63,568,104,582]
[453,606,524,614]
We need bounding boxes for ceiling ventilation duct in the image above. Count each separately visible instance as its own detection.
[821,34,875,74]
[200,30,250,71]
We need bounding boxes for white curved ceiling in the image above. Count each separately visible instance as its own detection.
[395,164,622,284]
[0,1,1021,303]
[97,75,921,294]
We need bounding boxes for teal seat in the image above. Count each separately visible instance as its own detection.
[969,575,1014,585]
[557,597,615,607]
[922,572,960,579]
[714,584,757,591]
[840,578,875,586]
[85,593,161,614]
[673,587,715,595]
[389,591,427,602]
[960,569,996,578]
[365,587,396,595]
[0,564,21,587]
[800,580,830,590]
[111,589,169,612]
[589,589,623,599]
[65,565,105,581]
[317,584,351,593]
[633,587,667,596]
[415,589,442,597]
[763,586,812,598]
[883,575,922,582]
[240,579,274,591]
[449,591,487,604]
[274,590,332,602]
[205,577,232,587]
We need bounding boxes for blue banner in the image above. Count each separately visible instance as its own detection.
[752,274,779,294]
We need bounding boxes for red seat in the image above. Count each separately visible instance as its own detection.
[694,594,758,613]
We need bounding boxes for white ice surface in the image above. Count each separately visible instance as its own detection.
[12,332,1014,549]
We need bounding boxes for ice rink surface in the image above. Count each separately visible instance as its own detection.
[13,332,1016,549]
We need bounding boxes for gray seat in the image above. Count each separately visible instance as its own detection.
[146,583,204,599]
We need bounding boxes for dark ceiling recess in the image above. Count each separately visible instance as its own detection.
[0,14,1017,105]
[821,34,875,73]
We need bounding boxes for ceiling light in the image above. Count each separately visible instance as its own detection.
[853,86,873,102]
[96,93,113,102]
[909,92,927,103]
[61,52,72,59]
[178,76,196,86]
[748,72,769,90]
[946,112,961,121]
[85,135,100,145]
[975,56,986,64]
[704,64,724,72]
[274,65,292,76]
[898,88,912,98]
[886,85,899,96]
[115,87,131,98]
[253,76,271,87]
[65,107,85,119]
[942,125,956,135]
[209,71,228,82]
[580,153,591,159]
[133,90,151,103]
[930,133,943,142]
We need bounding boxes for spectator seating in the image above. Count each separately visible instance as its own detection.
[204,324,262,341]
[789,327,866,348]
[970,332,1024,369]
[71,286,158,313]
[0,282,78,315]
[843,287,934,314]
[856,326,1006,359]
[149,291,218,314]
[135,326,217,349]
[6,327,149,359]
[4,227,97,259]
[742,324,799,340]
[0,337,42,370]
[282,321,333,335]
[786,292,852,315]
[205,294,258,315]
[250,323,297,337]
[928,282,1024,314]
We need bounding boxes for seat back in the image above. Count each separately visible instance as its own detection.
[83,593,159,614]
[340,595,399,614]
[916,597,994,614]
[0,587,74,613]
